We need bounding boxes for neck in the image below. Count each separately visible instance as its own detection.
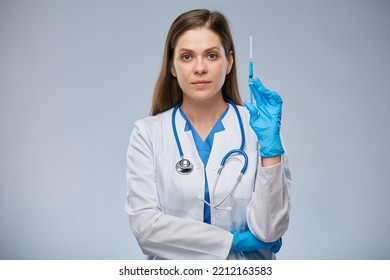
[180,94,228,140]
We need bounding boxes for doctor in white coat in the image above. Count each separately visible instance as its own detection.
[126,9,291,260]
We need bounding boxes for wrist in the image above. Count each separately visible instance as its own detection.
[261,155,281,167]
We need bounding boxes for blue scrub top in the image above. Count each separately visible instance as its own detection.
[179,107,229,224]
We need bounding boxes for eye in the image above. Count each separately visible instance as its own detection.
[207,53,218,60]
[181,54,192,61]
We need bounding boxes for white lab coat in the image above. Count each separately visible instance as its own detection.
[125,103,291,260]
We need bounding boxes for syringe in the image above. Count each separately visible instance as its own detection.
[249,35,254,104]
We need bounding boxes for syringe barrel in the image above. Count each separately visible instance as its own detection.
[249,58,253,79]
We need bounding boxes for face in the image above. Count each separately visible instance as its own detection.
[170,27,233,103]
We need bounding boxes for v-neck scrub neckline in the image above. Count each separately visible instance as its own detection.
[179,107,229,224]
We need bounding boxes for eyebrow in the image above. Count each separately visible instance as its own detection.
[176,46,222,53]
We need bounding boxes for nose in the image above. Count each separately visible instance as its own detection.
[193,58,207,75]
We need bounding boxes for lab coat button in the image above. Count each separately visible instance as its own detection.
[215,213,222,219]
[210,165,217,171]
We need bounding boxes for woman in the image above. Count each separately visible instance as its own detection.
[126,9,291,260]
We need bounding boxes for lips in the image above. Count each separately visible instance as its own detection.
[191,80,211,85]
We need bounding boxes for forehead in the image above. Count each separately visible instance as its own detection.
[175,27,222,51]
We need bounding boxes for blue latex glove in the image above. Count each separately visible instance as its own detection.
[244,77,285,157]
[270,237,282,254]
[231,230,282,254]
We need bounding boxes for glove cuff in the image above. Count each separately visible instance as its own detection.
[259,135,285,157]
[231,231,241,253]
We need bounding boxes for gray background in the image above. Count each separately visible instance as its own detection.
[1,0,389,259]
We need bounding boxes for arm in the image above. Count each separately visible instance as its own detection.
[244,77,291,242]
[125,121,233,259]
[247,154,291,242]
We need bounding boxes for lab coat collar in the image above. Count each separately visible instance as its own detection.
[178,107,228,134]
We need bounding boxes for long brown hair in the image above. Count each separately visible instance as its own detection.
[150,9,242,116]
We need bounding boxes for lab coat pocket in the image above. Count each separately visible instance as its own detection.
[159,160,204,221]
[228,149,258,232]
[230,192,251,232]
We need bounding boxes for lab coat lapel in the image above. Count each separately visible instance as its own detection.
[174,108,203,170]
[209,104,242,165]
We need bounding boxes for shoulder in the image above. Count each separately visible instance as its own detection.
[231,104,250,122]
[231,103,258,143]
[131,108,173,139]
[236,104,249,115]
[135,108,172,128]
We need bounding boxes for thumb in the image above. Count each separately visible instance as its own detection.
[244,102,258,122]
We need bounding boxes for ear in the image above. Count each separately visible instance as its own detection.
[170,63,177,77]
[226,50,234,75]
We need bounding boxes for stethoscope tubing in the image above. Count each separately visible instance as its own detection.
[172,97,249,208]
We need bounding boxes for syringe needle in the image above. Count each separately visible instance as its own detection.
[249,35,253,79]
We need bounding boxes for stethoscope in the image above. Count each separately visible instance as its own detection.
[172,97,249,209]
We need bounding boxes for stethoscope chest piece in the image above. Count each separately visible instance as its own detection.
[176,158,193,175]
